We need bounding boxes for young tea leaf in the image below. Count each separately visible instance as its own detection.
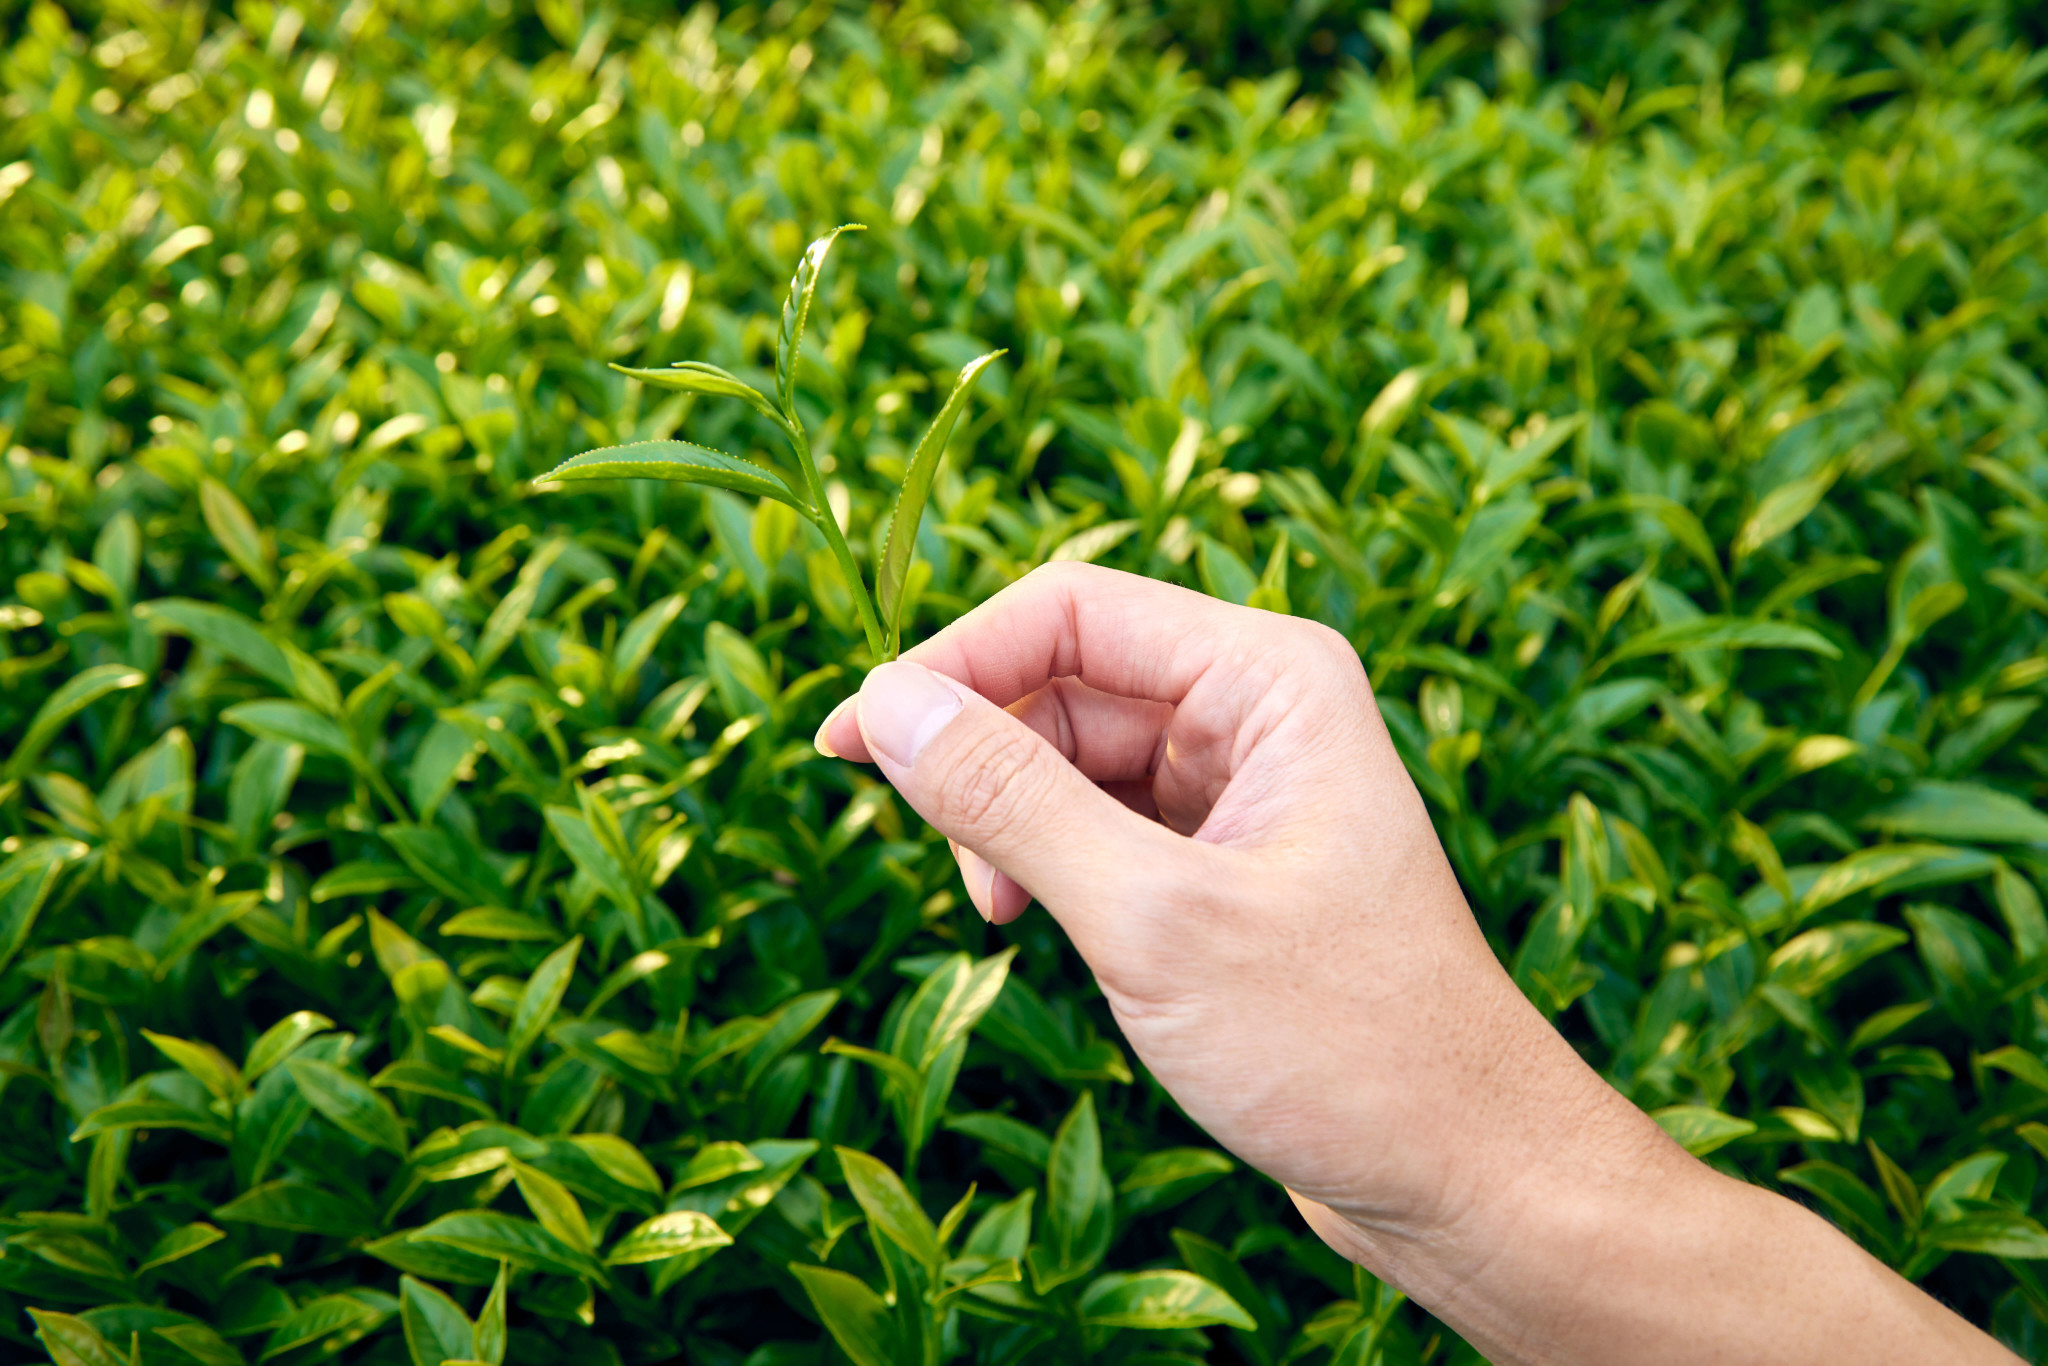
[790,1263,896,1366]
[876,350,1004,654]
[776,225,865,418]
[506,936,583,1074]
[4,664,146,781]
[837,1146,942,1271]
[540,441,809,514]
[609,362,787,428]
[604,1210,733,1265]
[400,1275,476,1366]
[1078,1269,1257,1331]
[476,1260,508,1365]
[1040,1091,1113,1288]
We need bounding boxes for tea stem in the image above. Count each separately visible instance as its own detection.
[788,421,887,660]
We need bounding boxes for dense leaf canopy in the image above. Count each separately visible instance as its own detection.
[2,0,2047,1361]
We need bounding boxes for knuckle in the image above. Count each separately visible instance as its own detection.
[937,723,1059,843]
[1024,557,1102,597]
[1294,617,1363,674]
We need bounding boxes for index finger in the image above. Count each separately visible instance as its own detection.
[902,560,1259,707]
[815,561,1267,764]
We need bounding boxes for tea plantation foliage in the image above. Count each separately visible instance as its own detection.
[3,0,2048,1361]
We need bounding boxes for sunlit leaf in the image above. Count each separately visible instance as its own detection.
[539,441,808,513]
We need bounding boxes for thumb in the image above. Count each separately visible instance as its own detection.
[852,660,1185,925]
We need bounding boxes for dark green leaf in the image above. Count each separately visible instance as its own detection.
[1601,616,1841,665]
[288,1058,409,1154]
[507,936,582,1072]
[1864,781,2048,846]
[408,1210,607,1284]
[259,1294,387,1362]
[214,1180,378,1238]
[5,664,146,781]
[222,699,352,759]
[139,1222,226,1272]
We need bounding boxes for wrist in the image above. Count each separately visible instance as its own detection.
[1304,988,1698,1307]
[1312,1076,2011,1366]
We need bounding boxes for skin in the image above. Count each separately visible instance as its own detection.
[815,561,2014,1365]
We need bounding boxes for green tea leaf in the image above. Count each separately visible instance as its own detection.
[364,1234,502,1287]
[944,1112,1051,1170]
[1863,781,2048,846]
[1652,1106,1758,1157]
[789,1263,895,1366]
[439,907,560,941]
[223,699,353,759]
[507,936,583,1073]
[409,1210,607,1284]
[383,824,510,907]
[144,1030,243,1103]
[28,1309,128,1366]
[151,1323,244,1366]
[1078,1270,1256,1330]
[260,1294,386,1361]
[609,362,786,427]
[1118,1147,1235,1215]
[136,599,295,689]
[11,1228,130,1282]
[1600,616,1841,666]
[475,1260,508,1364]
[877,350,1003,653]
[540,441,807,513]
[1767,923,1910,995]
[139,1222,226,1272]
[742,989,840,1090]
[1779,1161,1891,1245]
[1799,846,1965,918]
[604,1210,733,1265]
[401,1275,475,1366]
[228,738,304,854]
[564,1133,664,1196]
[509,1158,594,1254]
[288,1058,409,1153]
[776,225,865,416]
[1926,1211,2048,1259]
[1041,1091,1113,1288]
[0,838,83,979]
[200,478,276,595]
[215,1180,378,1238]
[72,1100,232,1145]
[245,1011,335,1080]
[5,664,146,781]
[837,1146,941,1270]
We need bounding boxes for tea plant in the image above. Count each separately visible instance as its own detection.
[543,224,1003,663]
[1,0,2047,1362]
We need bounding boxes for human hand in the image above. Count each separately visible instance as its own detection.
[816,561,1596,1250]
[816,562,2010,1364]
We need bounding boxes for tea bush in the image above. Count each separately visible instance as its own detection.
[3,0,2048,1361]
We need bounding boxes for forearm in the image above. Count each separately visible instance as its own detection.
[1304,1032,2012,1365]
[832,573,2017,1363]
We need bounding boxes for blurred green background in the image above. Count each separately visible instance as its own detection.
[3,0,2048,1362]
